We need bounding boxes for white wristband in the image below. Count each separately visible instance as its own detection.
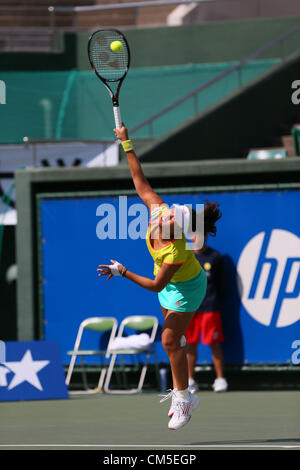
[109,261,121,276]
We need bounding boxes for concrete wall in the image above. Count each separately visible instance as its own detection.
[182,0,300,24]
[77,17,300,69]
[2,16,300,71]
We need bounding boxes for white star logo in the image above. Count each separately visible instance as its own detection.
[4,350,50,391]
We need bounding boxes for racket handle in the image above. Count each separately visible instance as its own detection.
[113,105,122,130]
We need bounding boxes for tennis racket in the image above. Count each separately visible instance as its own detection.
[88,28,130,132]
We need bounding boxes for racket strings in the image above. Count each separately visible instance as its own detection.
[90,31,129,81]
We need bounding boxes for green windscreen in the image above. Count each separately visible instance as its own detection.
[0,59,280,143]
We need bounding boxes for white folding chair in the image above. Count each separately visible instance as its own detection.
[104,315,159,394]
[65,316,118,394]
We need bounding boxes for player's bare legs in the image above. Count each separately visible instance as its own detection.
[159,307,200,429]
[161,309,194,391]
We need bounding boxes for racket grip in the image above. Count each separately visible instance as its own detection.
[113,105,122,130]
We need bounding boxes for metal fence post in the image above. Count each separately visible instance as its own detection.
[48,6,56,52]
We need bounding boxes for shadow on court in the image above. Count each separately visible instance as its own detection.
[191,437,300,445]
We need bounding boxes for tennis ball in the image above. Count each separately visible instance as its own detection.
[110,40,123,53]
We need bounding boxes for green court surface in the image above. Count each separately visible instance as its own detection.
[0,391,299,450]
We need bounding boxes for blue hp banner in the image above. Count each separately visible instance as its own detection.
[39,189,300,365]
[0,341,69,401]
[237,229,300,328]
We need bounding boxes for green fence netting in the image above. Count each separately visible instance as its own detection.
[0,59,280,142]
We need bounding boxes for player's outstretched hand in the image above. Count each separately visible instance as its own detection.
[97,260,124,281]
[114,123,129,142]
[97,265,113,281]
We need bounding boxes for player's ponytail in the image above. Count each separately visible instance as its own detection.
[190,201,221,252]
[203,200,222,237]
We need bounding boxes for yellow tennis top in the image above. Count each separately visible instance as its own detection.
[146,204,201,283]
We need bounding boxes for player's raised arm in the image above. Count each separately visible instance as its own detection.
[114,124,164,210]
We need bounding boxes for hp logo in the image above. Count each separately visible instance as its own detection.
[237,229,300,327]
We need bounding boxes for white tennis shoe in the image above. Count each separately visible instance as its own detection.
[168,393,200,430]
[159,389,178,417]
[212,377,228,392]
[188,381,199,395]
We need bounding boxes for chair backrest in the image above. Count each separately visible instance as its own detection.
[81,317,117,332]
[123,316,156,331]
[72,317,118,358]
[119,316,158,343]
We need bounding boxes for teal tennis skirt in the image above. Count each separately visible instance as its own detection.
[158,269,207,313]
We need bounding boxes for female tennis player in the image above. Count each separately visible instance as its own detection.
[98,124,222,430]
